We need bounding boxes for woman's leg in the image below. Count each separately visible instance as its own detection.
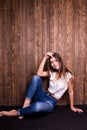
[0,100,54,117]
[19,75,45,119]
[22,75,45,108]
[18,101,54,116]
[0,101,54,117]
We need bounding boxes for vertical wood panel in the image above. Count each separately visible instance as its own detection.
[2,0,13,105]
[0,0,4,105]
[34,0,43,67]
[26,0,36,81]
[42,0,50,55]
[0,0,87,105]
[74,0,86,104]
[66,0,75,71]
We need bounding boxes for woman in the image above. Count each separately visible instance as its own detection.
[0,52,83,118]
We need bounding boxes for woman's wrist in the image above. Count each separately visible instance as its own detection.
[43,56,48,60]
[70,105,75,110]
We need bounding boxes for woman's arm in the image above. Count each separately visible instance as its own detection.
[37,52,53,77]
[68,77,83,113]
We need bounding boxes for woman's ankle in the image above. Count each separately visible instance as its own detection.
[22,99,30,108]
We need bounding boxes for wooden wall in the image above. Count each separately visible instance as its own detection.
[0,0,87,106]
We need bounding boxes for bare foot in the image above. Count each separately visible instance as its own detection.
[0,111,4,117]
[0,109,17,117]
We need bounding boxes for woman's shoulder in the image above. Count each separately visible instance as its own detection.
[66,71,74,76]
[65,71,74,82]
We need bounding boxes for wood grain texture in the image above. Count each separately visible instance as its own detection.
[0,0,87,105]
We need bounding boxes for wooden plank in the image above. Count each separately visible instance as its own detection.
[0,0,4,105]
[42,0,50,55]
[74,0,86,104]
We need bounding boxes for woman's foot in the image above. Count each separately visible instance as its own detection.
[0,99,30,118]
[0,109,24,119]
[0,111,3,117]
[0,109,18,117]
[18,116,24,119]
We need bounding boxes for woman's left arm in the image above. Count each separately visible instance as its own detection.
[68,77,83,113]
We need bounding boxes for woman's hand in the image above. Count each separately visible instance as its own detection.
[71,106,83,113]
[68,78,83,113]
[45,52,54,59]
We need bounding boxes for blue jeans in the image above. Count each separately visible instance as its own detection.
[18,75,57,116]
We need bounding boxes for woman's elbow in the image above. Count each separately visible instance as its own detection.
[37,72,42,76]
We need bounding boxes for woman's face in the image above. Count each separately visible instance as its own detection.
[50,57,60,70]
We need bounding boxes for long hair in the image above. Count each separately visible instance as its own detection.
[47,52,72,77]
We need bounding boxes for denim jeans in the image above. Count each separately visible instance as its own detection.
[18,75,57,116]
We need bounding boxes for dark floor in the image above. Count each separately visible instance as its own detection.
[0,105,87,130]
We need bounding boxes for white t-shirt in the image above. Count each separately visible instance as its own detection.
[48,72,74,100]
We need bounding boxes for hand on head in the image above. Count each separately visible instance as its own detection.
[45,52,54,59]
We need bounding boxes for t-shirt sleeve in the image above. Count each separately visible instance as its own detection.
[66,72,74,83]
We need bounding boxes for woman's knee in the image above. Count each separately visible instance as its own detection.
[32,75,41,82]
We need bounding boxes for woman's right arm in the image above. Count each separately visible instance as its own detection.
[37,52,53,77]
